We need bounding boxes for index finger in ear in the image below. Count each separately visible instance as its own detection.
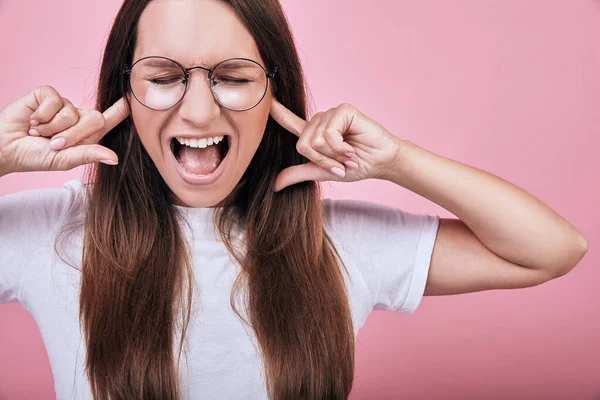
[102,97,130,135]
[269,97,306,137]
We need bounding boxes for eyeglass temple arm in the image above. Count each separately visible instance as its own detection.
[267,66,278,79]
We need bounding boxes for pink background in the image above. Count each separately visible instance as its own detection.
[1,0,598,399]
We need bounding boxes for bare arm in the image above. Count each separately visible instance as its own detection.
[383,139,588,295]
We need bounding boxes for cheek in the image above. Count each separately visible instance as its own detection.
[236,103,270,152]
[247,95,272,137]
[129,101,163,156]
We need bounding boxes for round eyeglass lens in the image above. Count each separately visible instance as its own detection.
[210,59,268,111]
[129,57,187,110]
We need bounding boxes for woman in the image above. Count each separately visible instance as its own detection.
[0,0,588,399]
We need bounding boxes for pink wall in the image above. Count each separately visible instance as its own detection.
[1,0,598,398]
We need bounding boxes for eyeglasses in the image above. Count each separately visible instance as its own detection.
[123,56,278,112]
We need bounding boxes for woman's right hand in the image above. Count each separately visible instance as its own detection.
[0,85,129,177]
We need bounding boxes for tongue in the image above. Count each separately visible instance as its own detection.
[178,145,222,175]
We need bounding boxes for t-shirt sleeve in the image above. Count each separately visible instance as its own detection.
[0,179,82,304]
[323,198,440,314]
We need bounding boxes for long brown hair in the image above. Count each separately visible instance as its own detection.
[61,0,355,398]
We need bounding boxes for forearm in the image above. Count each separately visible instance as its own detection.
[384,139,588,273]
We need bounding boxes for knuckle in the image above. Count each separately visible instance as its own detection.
[324,128,338,139]
[47,96,63,110]
[86,111,106,131]
[338,103,354,112]
[311,135,327,150]
[38,85,58,95]
[296,139,309,154]
[38,103,62,123]
[325,135,344,152]
[65,107,79,125]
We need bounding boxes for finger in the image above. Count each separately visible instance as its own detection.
[306,112,339,160]
[50,143,119,170]
[29,97,79,138]
[311,128,356,169]
[322,127,355,159]
[47,109,108,151]
[299,139,346,178]
[296,116,347,177]
[269,97,306,137]
[102,97,129,135]
[28,85,64,125]
[312,112,355,161]
[274,162,342,192]
[329,103,375,141]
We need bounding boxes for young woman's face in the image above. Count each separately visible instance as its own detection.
[130,0,273,208]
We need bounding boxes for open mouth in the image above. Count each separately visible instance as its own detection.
[170,136,231,176]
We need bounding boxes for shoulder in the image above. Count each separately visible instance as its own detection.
[0,179,86,304]
[322,197,438,236]
[321,197,439,268]
[0,179,86,235]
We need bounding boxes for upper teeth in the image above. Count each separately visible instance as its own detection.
[176,135,225,148]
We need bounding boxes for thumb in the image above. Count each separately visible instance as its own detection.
[51,144,119,170]
[274,162,338,192]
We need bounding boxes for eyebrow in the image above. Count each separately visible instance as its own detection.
[141,58,181,68]
[137,57,260,70]
[215,61,258,70]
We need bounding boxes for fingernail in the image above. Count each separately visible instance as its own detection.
[30,119,39,126]
[345,152,355,158]
[49,137,66,150]
[331,166,345,178]
[100,159,118,165]
[28,129,39,136]
[344,160,358,169]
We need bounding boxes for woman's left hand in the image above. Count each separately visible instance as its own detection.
[269,98,403,192]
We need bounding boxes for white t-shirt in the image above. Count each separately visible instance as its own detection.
[0,179,439,400]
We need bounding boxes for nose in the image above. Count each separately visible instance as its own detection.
[177,70,221,127]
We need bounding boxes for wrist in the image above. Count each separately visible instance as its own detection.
[0,124,9,177]
[0,152,12,178]
[381,138,415,184]
[0,154,10,178]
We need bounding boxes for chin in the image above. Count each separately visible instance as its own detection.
[174,184,232,207]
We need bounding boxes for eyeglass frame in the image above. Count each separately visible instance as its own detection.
[123,55,278,112]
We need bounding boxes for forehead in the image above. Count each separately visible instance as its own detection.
[134,0,263,68]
